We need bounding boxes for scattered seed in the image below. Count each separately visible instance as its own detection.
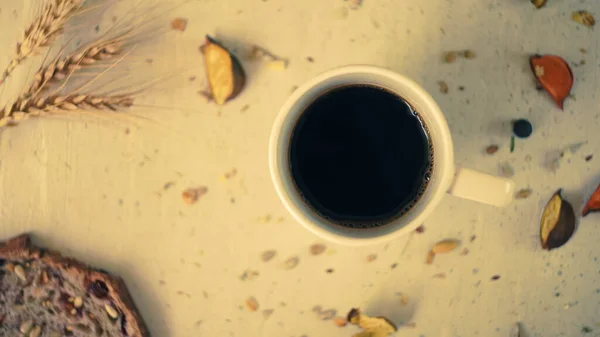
[223,168,238,179]
[510,135,515,153]
[460,248,469,256]
[29,326,41,337]
[240,104,250,113]
[470,235,476,242]
[306,57,314,63]
[425,250,436,264]
[262,309,274,319]
[572,11,595,27]
[20,320,33,334]
[515,189,533,199]
[491,275,501,281]
[585,154,593,162]
[282,256,300,270]
[309,243,326,256]
[333,317,347,327]
[171,18,188,31]
[438,81,449,94]
[458,85,465,91]
[189,76,196,82]
[267,59,288,71]
[390,263,397,269]
[462,50,476,59]
[245,297,259,311]
[105,304,119,319]
[415,225,425,233]
[444,51,457,63]
[319,309,337,320]
[182,186,208,204]
[498,162,515,178]
[485,145,499,155]
[366,254,377,262]
[74,297,83,308]
[326,268,334,273]
[261,250,277,262]
[240,269,260,281]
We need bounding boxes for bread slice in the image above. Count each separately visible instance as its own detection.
[0,234,149,337]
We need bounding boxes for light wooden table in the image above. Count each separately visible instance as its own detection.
[2,0,600,336]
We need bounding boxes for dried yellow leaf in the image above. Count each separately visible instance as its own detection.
[572,11,595,27]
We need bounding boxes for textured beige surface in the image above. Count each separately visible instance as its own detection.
[2,0,600,336]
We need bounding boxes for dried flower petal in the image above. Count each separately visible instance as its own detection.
[540,189,576,250]
[583,183,600,216]
[515,189,532,199]
[530,54,574,110]
[531,0,546,8]
[572,11,595,27]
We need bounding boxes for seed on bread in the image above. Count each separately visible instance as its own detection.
[19,319,33,334]
[14,264,26,282]
[29,325,41,337]
[74,296,83,308]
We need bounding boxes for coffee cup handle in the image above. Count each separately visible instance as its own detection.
[447,167,515,207]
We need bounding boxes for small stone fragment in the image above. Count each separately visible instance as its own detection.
[171,18,187,31]
[444,51,457,63]
[281,256,299,270]
[309,243,326,256]
[515,189,533,199]
[485,145,499,155]
[261,250,277,262]
[182,186,208,204]
[438,81,449,94]
[245,297,259,311]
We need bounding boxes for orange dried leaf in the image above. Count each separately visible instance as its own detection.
[530,55,574,110]
[583,183,600,217]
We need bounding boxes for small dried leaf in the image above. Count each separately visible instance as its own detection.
[245,297,259,311]
[432,239,460,254]
[281,256,299,270]
[438,81,449,94]
[540,189,576,250]
[583,183,600,216]
[444,52,457,63]
[515,189,532,199]
[171,18,187,31]
[531,0,546,8]
[572,11,595,27]
[309,244,326,256]
[485,145,499,155]
[261,250,277,262]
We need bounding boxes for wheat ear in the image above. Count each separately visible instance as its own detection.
[0,94,134,126]
[24,38,125,97]
[0,0,84,84]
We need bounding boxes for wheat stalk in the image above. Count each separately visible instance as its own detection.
[1,0,84,84]
[0,93,134,126]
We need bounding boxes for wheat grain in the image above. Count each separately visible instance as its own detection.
[1,0,84,84]
[24,39,124,97]
[0,93,134,126]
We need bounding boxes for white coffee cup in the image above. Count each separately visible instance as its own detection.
[269,65,514,245]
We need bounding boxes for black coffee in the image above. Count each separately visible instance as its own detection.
[289,84,433,228]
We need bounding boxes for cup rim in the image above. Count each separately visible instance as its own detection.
[269,65,455,245]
